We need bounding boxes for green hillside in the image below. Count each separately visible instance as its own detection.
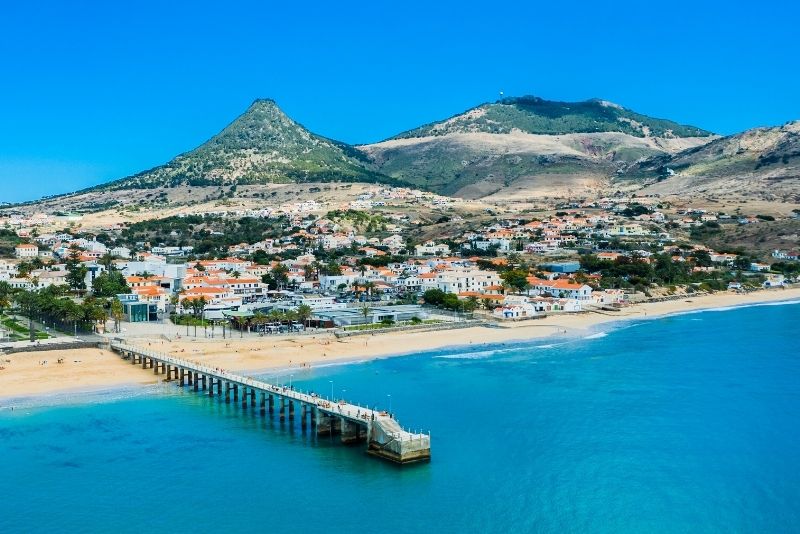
[394,96,713,139]
[99,99,393,191]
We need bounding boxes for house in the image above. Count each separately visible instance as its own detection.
[526,278,593,300]
[131,285,169,312]
[494,302,539,319]
[14,243,39,258]
[110,246,132,259]
[29,269,68,288]
[434,269,501,294]
[592,289,625,305]
[772,250,799,261]
[763,274,786,288]
[0,260,19,280]
[606,223,649,237]
[415,241,450,256]
[596,252,623,262]
[7,277,35,290]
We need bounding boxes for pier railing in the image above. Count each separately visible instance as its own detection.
[110,342,431,463]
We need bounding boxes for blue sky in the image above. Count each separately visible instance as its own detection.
[1,0,798,202]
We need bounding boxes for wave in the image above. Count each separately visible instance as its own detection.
[583,332,608,340]
[434,341,568,360]
[435,348,516,360]
[657,298,800,319]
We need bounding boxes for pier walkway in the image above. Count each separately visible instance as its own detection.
[110,342,431,464]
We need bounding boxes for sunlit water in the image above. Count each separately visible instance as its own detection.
[2,301,799,533]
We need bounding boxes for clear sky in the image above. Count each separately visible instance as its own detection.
[2,0,798,202]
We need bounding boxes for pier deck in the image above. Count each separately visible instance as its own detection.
[110,342,431,464]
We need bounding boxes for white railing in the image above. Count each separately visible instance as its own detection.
[112,342,429,438]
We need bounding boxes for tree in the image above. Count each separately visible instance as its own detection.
[423,288,446,306]
[501,269,530,294]
[110,298,124,333]
[99,253,116,270]
[296,304,312,328]
[251,249,270,265]
[359,303,372,324]
[92,271,131,298]
[14,289,39,342]
[692,250,713,267]
[82,298,108,333]
[0,281,11,314]
[65,245,88,292]
[361,281,375,296]
[262,264,290,290]
[733,255,751,271]
[187,296,208,337]
[322,262,342,276]
[63,299,84,337]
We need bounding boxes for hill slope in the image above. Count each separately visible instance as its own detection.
[99,99,391,190]
[394,96,712,139]
[625,121,800,201]
[359,96,714,198]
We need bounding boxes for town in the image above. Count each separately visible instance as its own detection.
[1,185,797,342]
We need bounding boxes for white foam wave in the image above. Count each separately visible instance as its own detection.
[661,298,800,318]
[583,332,608,340]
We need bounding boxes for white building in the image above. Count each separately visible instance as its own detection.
[15,244,39,258]
[415,241,450,256]
[435,269,500,294]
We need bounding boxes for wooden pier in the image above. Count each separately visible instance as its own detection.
[110,342,431,464]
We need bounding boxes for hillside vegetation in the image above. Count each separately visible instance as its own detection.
[360,96,714,197]
[393,96,712,139]
[96,99,394,191]
[625,121,800,201]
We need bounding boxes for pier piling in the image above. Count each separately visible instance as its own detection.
[110,343,430,464]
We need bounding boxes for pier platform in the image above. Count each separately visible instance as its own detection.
[110,342,431,464]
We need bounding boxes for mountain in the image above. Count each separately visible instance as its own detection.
[624,121,800,201]
[98,99,391,191]
[393,96,712,139]
[358,96,715,198]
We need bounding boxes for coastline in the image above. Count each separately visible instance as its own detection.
[1,287,799,405]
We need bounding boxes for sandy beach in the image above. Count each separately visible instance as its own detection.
[1,287,798,402]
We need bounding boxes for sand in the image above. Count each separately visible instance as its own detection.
[1,287,798,402]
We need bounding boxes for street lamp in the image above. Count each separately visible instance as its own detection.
[289,374,293,389]
[329,380,333,400]
[387,394,392,413]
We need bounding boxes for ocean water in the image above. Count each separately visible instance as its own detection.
[2,302,799,533]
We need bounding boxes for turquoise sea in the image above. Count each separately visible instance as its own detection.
[2,301,799,533]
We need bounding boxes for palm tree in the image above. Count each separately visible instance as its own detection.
[359,303,372,325]
[83,299,108,333]
[14,289,39,342]
[296,304,312,329]
[110,298,124,333]
[251,311,267,333]
[188,296,207,337]
[64,300,84,337]
[363,281,375,296]
[99,253,116,271]
[309,261,324,281]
